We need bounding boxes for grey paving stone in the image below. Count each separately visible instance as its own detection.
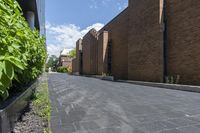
[184,109,200,116]
[195,124,200,128]
[159,129,182,133]
[92,127,121,133]
[162,111,186,119]
[168,117,198,127]
[132,128,145,133]
[51,124,76,133]
[48,74,200,133]
[135,114,167,123]
[81,121,100,130]
[137,121,168,132]
[178,126,200,133]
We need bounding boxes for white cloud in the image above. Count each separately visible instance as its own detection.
[46,22,104,57]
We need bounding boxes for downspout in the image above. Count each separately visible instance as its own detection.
[163,0,168,83]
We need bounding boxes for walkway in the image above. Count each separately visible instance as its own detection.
[48,73,200,133]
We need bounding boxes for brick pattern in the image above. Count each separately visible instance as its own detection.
[76,39,82,73]
[59,56,72,69]
[128,0,164,82]
[97,31,108,75]
[99,9,129,79]
[72,0,200,85]
[166,0,200,85]
[72,58,77,73]
[82,29,98,75]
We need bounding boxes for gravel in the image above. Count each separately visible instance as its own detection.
[13,102,48,133]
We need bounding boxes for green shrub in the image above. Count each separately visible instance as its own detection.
[57,66,68,73]
[0,0,47,100]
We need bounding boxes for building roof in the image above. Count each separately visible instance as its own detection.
[60,48,68,56]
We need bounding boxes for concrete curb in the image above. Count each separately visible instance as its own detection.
[72,74,200,93]
[117,80,200,93]
[79,75,114,81]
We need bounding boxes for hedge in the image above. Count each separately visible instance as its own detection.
[57,66,68,73]
[0,0,47,100]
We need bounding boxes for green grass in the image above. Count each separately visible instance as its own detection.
[32,74,52,133]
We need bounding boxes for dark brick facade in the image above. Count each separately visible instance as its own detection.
[82,29,98,75]
[98,9,129,79]
[73,0,200,85]
[128,0,164,82]
[76,39,83,74]
[166,0,200,85]
[97,31,108,75]
[72,58,77,73]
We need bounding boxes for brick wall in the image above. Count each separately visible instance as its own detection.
[97,31,108,75]
[166,0,200,85]
[99,9,129,79]
[72,58,77,73]
[73,0,200,85]
[76,39,82,73]
[82,29,98,75]
[128,0,164,82]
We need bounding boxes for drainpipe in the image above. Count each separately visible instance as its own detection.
[26,11,35,29]
[163,0,168,83]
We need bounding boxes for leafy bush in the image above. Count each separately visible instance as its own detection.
[57,66,68,73]
[0,0,47,100]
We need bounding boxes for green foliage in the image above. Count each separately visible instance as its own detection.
[68,48,76,58]
[46,55,58,71]
[32,74,51,133]
[57,66,68,73]
[0,0,47,100]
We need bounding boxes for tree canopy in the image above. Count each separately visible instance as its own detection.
[46,55,58,69]
[68,49,76,58]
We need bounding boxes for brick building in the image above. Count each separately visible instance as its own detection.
[58,49,72,69]
[73,0,200,85]
[72,39,83,74]
[82,29,98,75]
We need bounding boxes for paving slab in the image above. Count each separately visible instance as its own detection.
[48,73,200,133]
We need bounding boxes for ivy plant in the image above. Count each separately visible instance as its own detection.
[0,0,47,100]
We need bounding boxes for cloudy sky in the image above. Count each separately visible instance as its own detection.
[46,0,128,56]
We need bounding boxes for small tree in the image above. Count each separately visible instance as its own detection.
[68,49,76,58]
[46,55,58,71]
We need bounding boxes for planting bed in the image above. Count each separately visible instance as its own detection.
[13,74,51,133]
[0,81,38,133]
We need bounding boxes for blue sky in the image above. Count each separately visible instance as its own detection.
[46,0,128,56]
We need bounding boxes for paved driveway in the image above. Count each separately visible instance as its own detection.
[48,73,200,133]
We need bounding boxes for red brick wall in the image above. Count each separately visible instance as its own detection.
[60,56,72,68]
[166,0,200,85]
[128,0,164,82]
[99,9,129,79]
[82,29,98,75]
